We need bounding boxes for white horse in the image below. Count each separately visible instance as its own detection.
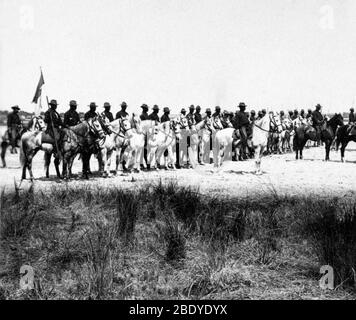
[252,112,282,175]
[213,127,236,168]
[145,118,183,170]
[99,117,132,176]
[1,116,46,168]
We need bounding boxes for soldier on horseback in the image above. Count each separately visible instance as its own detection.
[64,100,80,127]
[140,104,150,120]
[234,102,250,160]
[101,102,114,123]
[116,102,128,119]
[85,102,98,120]
[194,106,202,123]
[7,105,22,154]
[312,104,324,140]
[148,105,160,123]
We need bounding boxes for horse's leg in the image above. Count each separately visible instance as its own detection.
[54,156,61,178]
[1,143,7,168]
[44,152,51,178]
[67,155,75,179]
[325,141,331,161]
[340,141,348,163]
[255,145,262,174]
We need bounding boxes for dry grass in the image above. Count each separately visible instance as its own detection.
[0,180,355,300]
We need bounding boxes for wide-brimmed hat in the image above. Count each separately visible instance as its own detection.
[196,105,201,110]
[153,105,159,111]
[215,106,221,110]
[121,102,127,107]
[251,110,256,114]
[262,109,267,114]
[11,105,20,110]
[238,102,246,109]
[89,102,97,108]
[103,102,111,108]
[294,109,298,113]
[206,108,211,113]
[69,100,77,107]
[189,105,195,110]
[350,108,354,112]
[141,104,148,110]
[316,104,322,109]
[181,108,186,113]
[49,99,58,106]
[163,107,170,113]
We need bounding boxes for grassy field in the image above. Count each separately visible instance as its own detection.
[0,180,356,300]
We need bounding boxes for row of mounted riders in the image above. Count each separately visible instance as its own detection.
[1,104,356,181]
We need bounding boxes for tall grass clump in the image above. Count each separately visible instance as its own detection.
[294,198,356,288]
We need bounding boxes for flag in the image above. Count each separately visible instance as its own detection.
[32,70,45,103]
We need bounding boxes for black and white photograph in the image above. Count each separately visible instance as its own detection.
[1,0,356,305]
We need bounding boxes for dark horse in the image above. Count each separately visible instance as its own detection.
[335,124,356,162]
[293,113,344,161]
[20,117,107,181]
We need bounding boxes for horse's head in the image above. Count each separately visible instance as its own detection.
[334,113,344,126]
[33,116,46,131]
[97,114,112,135]
[120,116,133,135]
[270,112,283,133]
[171,119,182,142]
[205,117,216,133]
[213,117,224,130]
[178,116,188,129]
[130,113,143,134]
[87,116,106,139]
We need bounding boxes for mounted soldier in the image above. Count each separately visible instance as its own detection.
[186,105,196,129]
[161,107,170,123]
[288,110,293,120]
[101,102,114,122]
[43,99,64,157]
[250,110,256,122]
[212,106,222,120]
[312,104,324,140]
[300,109,306,119]
[149,105,160,123]
[140,104,150,120]
[204,108,212,120]
[234,102,250,160]
[194,106,202,123]
[261,109,267,118]
[7,105,22,153]
[64,100,80,127]
[116,102,128,119]
[292,109,299,121]
[85,102,98,120]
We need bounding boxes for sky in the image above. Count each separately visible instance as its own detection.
[1,0,356,114]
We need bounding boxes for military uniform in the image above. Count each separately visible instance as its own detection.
[186,112,195,128]
[140,111,149,121]
[148,112,160,122]
[194,112,202,123]
[349,110,355,124]
[161,113,170,122]
[116,110,129,119]
[64,109,80,127]
[102,110,114,122]
[84,110,97,121]
[7,107,22,151]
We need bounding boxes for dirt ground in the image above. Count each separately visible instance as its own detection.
[1,143,356,198]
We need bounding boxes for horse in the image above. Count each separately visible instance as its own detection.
[0,116,46,168]
[20,117,106,181]
[335,124,356,162]
[252,112,282,175]
[293,113,344,161]
[196,118,216,165]
[99,116,132,177]
[213,127,236,167]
